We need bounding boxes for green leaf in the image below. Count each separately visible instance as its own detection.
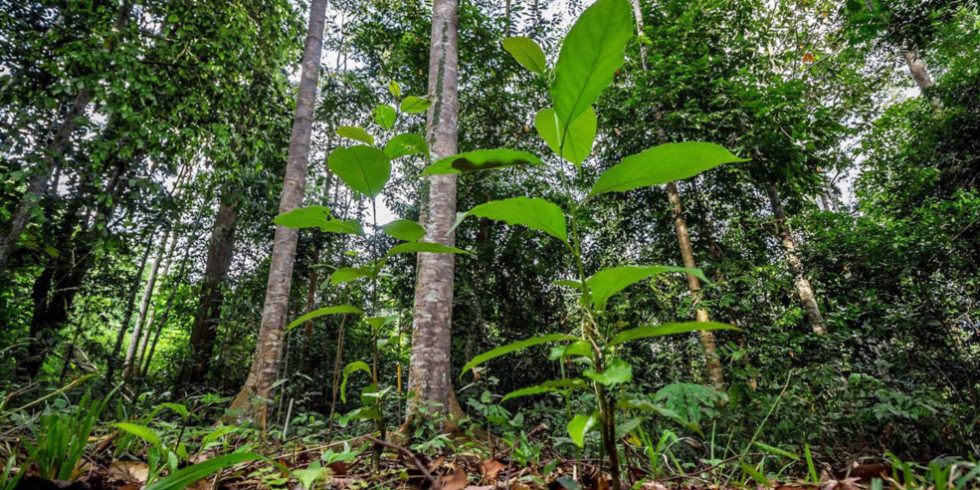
[112,422,162,450]
[550,0,633,132]
[384,133,428,159]
[752,441,800,461]
[421,149,544,175]
[145,452,266,490]
[292,461,331,490]
[372,104,397,130]
[567,412,598,448]
[535,107,596,166]
[328,145,392,198]
[386,241,471,257]
[329,267,375,285]
[502,378,588,402]
[387,80,401,98]
[366,315,398,332]
[287,305,364,331]
[502,36,547,74]
[586,265,707,311]
[275,206,364,235]
[156,402,189,418]
[380,219,425,241]
[456,197,567,244]
[461,333,578,379]
[341,361,371,403]
[741,462,772,486]
[399,96,430,114]
[609,322,740,346]
[590,142,748,196]
[584,358,632,385]
[616,398,701,434]
[335,126,374,145]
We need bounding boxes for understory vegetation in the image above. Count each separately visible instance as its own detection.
[1,0,978,488]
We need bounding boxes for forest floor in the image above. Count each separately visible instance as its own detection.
[5,429,903,490]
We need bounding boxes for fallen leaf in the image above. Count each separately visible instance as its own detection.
[480,459,506,482]
[107,461,148,483]
[435,469,468,490]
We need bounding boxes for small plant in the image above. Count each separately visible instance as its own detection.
[26,393,106,480]
[431,0,747,486]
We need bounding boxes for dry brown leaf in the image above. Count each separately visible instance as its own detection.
[464,486,495,490]
[107,461,148,483]
[435,469,469,490]
[821,477,860,490]
[480,459,507,482]
[428,455,447,473]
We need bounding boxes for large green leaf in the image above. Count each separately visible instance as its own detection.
[535,107,596,166]
[586,265,708,311]
[617,398,700,434]
[380,219,425,241]
[328,145,391,198]
[502,36,547,74]
[112,422,162,450]
[567,412,599,448]
[372,104,397,130]
[457,197,567,244]
[384,133,428,159]
[584,359,633,385]
[610,322,740,346]
[460,333,578,379]
[550,0,633,133]
[286,305,364,331]
[399,96,430,114]
[329,266,375,285]
[341,361,371,403]
[274,207,363,234]
[145,452,266,490]
[335,126,374,145]
[501,378,587,402]
[590,142,748,196]
[421,149,544,175]
[386,241,471,257]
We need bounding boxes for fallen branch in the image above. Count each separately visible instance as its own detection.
[365,435,436,484]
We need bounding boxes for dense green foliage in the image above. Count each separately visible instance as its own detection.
[1,0,978,487]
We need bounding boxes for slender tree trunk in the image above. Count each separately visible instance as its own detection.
[408,0,460,418]
[107,237,153,384]
[666,182,725,392]
[327,314,348,432]
[229,0,328,428]
[123,229,171,378]
[766,184,827,336]
[902,42,934,92]
[143,240,194,377]
[182,195,238,383]
[135,233,179,370]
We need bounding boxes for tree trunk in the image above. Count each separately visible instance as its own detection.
[228,0,328,428]
[902,42,935,92]
[666,182,725,392]
[143,239,194,377]
[122,229,171,378]
[408,0,460,417]
[182,195,238,384]
[135,233,180,370]
[107,236,153,385]
[766,184,827,336]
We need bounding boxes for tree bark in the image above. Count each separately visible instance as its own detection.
[766,184,827,336]
[135,232,180,370]
[107,236,154,385]
[228,0,328,428]
[666,182,725,392]
[408,0,460,417]
[182,194,238,383]
[122,228,172,378]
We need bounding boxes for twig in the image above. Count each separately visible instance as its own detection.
[365,435,435,484]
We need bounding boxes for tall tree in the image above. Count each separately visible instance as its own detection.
[228,0,329,427]
[408,0,460,417]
